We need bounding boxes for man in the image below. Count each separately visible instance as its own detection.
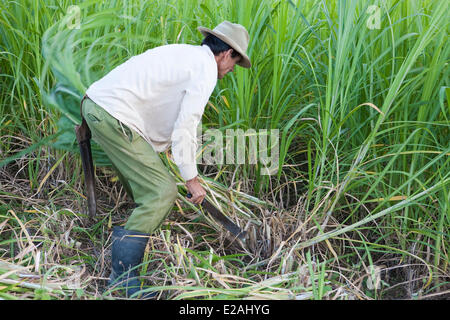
[81,21,251,298]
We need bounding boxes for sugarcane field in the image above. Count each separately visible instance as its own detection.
[0,0,449,303]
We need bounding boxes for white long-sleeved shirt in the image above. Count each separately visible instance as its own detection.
[86,44,218,181]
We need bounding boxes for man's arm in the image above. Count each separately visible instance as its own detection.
[171,78,215,205]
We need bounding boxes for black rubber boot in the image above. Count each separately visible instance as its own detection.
[108,226,156,299]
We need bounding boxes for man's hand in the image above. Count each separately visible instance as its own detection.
[186,176,206,205]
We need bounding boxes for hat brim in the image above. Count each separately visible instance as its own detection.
[198,26,251,68]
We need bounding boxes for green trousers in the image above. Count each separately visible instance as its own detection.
[82,97,178,234]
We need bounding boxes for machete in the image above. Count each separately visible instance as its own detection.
[75,121,96,218]
[76,95,97,218]
[187,193,247,242]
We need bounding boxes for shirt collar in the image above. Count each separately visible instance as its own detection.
[201,44,215,61]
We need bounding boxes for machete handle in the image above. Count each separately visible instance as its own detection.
[186,192,206,205]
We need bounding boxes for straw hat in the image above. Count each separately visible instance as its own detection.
[198,21,251,68]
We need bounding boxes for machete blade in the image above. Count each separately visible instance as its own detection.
[75,123,97,218]
[187,193,247,242]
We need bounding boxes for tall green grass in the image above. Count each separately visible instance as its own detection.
[1,0,449,299]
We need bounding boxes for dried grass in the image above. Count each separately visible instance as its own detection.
[2,142,447,300]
